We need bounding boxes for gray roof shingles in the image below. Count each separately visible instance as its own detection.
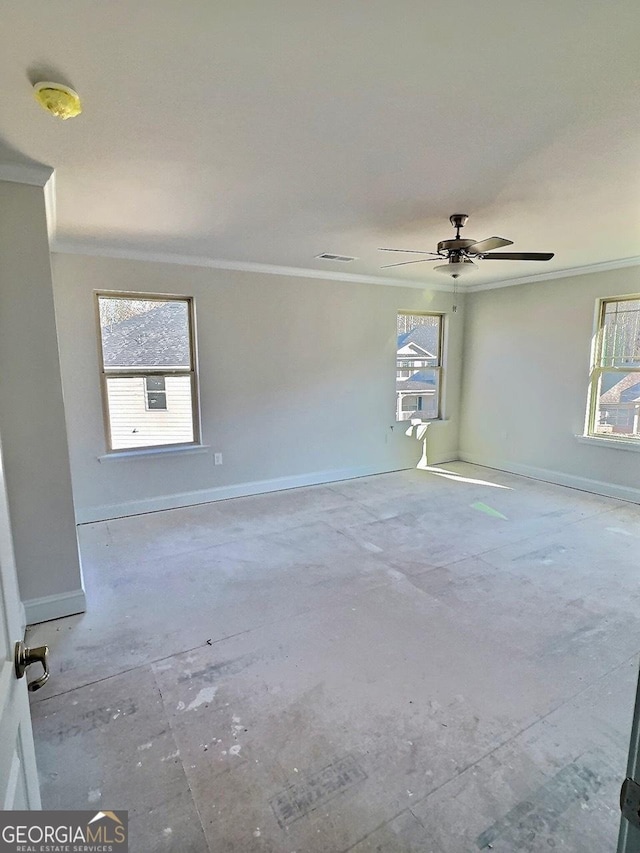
[397,323,438,355]
[101,302,191,368]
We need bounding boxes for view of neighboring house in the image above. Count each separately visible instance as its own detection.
[100,300,195,449]
[595,300,640,437]
[396,321,439,421]
[596,372,640,436]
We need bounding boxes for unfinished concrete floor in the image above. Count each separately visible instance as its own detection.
[27,462,639,851]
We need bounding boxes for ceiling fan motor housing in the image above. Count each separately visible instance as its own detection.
[438,237,477,255]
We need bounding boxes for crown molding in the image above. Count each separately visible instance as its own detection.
[51,240,455,291]
[45,221,640,295]
[0,162,54,187]
[464,255,640,292]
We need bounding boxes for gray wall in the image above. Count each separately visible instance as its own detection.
[0,181,84,621]
[460,266,640,500]
[52,253,464,522]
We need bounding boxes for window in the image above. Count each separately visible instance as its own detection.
[145,375,167,410]
[588,296,640,441]
[97,294,199,450]
[396,312,443,421]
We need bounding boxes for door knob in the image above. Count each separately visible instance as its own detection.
[14,641,50,692]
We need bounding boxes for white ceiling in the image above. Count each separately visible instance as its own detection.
[1,0,639,288]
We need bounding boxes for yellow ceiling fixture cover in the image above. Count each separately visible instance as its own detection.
[33,82,82,120]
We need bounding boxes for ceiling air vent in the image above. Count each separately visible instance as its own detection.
[315,253,357,262]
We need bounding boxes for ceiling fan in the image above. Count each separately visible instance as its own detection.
[380,214,554,278]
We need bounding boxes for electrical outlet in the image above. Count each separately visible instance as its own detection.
[214,452,223,466]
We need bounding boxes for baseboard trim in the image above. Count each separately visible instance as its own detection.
[425,452,460,466]
[24,589,87,625]
[76,463,421,523]
[458,452,640,504]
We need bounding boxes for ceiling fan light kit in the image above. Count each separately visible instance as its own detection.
[380,214,554,278]
[434,258,477,277]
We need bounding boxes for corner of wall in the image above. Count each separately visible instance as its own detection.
[456,288,475,457]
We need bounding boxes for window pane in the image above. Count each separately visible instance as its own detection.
[396,368,439,421]
[600,299,640,368]
[106,375,194,449]
[146,391,167,410]
[594,370,640,437]
[397,313,441,420]
[145,375,166,392]
[98,297,191,369]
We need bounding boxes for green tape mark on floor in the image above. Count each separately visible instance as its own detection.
[471,501,508,520]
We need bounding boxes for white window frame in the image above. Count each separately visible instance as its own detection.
[96,292,201,452]
[587,294,640,443]
[396,312,444,423]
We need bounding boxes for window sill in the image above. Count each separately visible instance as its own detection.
[98,444,210,462]
[575,435,640,453]
[395,418,450,426]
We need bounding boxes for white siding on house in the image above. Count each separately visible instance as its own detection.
[106,375,194,449]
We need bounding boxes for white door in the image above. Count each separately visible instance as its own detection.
[0,432,41,810]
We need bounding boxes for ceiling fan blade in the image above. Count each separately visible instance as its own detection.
[378,247,441,256]
[381,258,438,269]
[481,252,554,261]
[467,236,513,254]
